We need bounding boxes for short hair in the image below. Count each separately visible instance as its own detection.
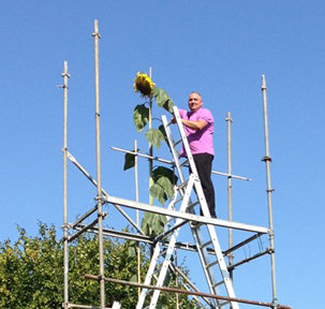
[190,91,202,100]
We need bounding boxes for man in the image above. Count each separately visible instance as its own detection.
[175,92,216,218]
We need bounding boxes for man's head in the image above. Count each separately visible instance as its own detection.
[188,92,203,112]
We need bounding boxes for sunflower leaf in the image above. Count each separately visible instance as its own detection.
[152,166,178,184]
[134,104,149,132]
[158,124,167,141]
[157,176,175,199]
[141,212,167,237]
[123,149,139,171]
[150,183,167,205]
[153,87,174,113]
[145,128,165,149]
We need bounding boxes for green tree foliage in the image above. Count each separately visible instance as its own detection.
[0,223,197,308]
[0,224,63,308]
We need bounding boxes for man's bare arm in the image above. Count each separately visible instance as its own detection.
[181,119,207,130]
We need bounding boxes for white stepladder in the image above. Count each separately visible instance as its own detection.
[136,106,239,309]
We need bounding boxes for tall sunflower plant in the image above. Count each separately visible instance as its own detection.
[123,72,178,237]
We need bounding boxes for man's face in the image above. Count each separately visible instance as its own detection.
[188,93,203,112]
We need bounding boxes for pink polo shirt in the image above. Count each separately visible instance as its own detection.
[178,107,214,157]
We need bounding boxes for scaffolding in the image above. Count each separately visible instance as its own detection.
[61,20,291,309]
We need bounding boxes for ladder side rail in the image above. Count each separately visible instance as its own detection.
[148,176,196,308]
[138,113,192,308]
[172,106,200,178]
[190,225,221,308]
[167,108,221,305]
[173,106,240,308]
[170,264,216,308]
[173,107,222,298]
[137,179,192,309]
[194,181,239,309]
[187,191,222,307]
[161,115,187,185]
[208,225,239,309]
[165,186,179,222]
[163,109,240,309]
[136,243,163,309]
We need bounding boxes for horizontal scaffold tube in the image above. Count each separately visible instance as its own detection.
[105,194,268,234]
[84,275,291,309]
[111,146,251,181]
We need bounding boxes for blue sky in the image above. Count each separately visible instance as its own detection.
[1,1,324,308]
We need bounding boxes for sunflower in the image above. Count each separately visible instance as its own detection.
[134,72,155,98]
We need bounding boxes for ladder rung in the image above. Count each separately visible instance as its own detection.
[159,249,168,257]
[200,240,212,249]
[219,301,230,307]
[187,200,199,209]
[180,159,189,167]
[173,139,182,147]
[174,197,183,205]
[212,280,224,289]
[167,217,175,224]
[177,180,189,190]
[206,259,219,269]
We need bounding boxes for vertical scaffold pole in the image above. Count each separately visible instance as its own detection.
[135,140,141,300]
[226,112,234,281]
[148,67,154,206]
[148,68,154,257]
[62,61,70,309]
[261,75,277,307]
[92,20,106,309]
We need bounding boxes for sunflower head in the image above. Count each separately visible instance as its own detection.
[134,72,155,98]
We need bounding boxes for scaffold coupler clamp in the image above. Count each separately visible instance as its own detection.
[262,155,272,162]
[267,247,275,255]
[62,223,70,241]
[95,195,107,216]
[271,299,279,309]
[268,229,275,238]
[95,194,106,204]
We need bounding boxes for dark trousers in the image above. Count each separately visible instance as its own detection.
[191,153,216,218]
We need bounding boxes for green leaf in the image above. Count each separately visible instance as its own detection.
[130,274,138,283]
[133,104,149,132]
[141,212,167,237]
[150,183,167,205]
[123,149,139,171]
[157,176,174,199]
[163,268,172,286]
[151,166,178,185]
[128,246,136,258]
[152,87,174,113]
[149,167,178,205]
[145,128,165,149]
[158,124,167,141]
[158,294,168,307]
